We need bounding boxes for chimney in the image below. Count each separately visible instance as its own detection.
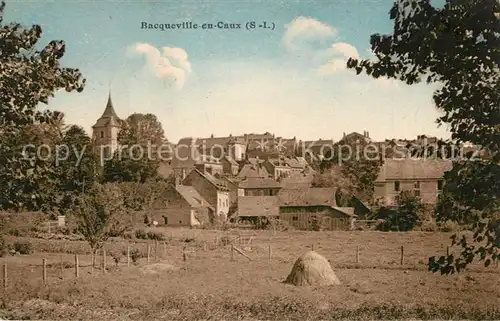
[343,132,346,139]
[210,134,214,138]
[367,131,369,138]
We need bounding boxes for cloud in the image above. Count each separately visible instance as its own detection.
[282,16,337,52]
[318,42,360,75]
[128,43,192,90]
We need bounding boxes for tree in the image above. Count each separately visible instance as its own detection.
[373,191,424,231]
[57,125,101,213]
[0,1,85,212]
[347,0,499,273]
[72,183,129,256]
[320,137,381,203]
[103,113,166,183]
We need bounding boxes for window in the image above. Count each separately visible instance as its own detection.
[414,181,420,197]
[292,216,298,221]
[394,181,400,192]
[437,180,444,191]
[100,131,104,138]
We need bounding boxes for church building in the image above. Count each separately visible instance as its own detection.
[91,92,122,158]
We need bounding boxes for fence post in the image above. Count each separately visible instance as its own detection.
[400,245,404,265]
[231,244,234,261]
[446,246,450,257]
[155,240,158,262]
[2,263,6,289]
[60,254,64,278]
[163,242,167,258]
[312,244,314,251]
[268,244,272,265]
[127,246,130,267]
[74,254,79,278]
[147,243,151,264]
[182,246,187,262]
[356,246,360,264]
[42,258,47,284]
[102,247,107,273]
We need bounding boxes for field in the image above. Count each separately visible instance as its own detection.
[1,228,499,320]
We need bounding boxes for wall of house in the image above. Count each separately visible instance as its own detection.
[244,188,280,196]
[217,191,230,218]
[190,208,211,226]
[376,179,442,205]
[279,206,350,230]
[237,188,245,197]
[232,143,246,161]
[183,172,218,212]
[149,207,191,227]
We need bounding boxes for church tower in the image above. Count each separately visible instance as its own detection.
[92,92,121,159]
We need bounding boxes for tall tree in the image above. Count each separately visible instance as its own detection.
[57,125,101,213]
[347,0,499,273]
[103,113,166,183]
[0,1,85,212]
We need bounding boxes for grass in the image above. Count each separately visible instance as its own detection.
[1,228,499,320]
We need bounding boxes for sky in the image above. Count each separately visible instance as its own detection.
[3,0,451,143]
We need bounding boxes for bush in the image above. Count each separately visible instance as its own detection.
[420,220,439,232]
[13,241,34,255]
[135,229,147,239]
[146,231,164,241]
[0,236,7,257]
[110,250,122,266]
[122,248,141,263]
[440,220,459,232]
[220,235,231,246]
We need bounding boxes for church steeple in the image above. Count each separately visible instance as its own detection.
[101,90,118,118]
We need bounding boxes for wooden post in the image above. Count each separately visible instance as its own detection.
[42,258,47,284]
[231,244,234,261]
[147,243,151,264]
[60,254,64,277]
[2,263,7,289]
[268,244,272,264]
[163,242,167,258]
[127,246,130,267]
[182,246,186,262]
[446,246,450,257]
[203,242,207,252]
[400,245,404,265]
[47,222,51,234]
[102,247,107,273]
[356,246,360,264]
[155,240,158,262]
[312,244,314,251]
[74,254,79,278]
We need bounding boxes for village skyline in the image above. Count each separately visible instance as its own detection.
[4,0,453,143]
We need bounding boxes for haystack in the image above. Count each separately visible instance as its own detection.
[285,251,341,286]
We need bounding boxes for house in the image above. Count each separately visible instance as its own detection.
[277,188,356,230]
[219,176,239,215]
[194,154,224,176]
[340,131,372,145]
[263,158,294,180]
[237,196,279,218]
[171,137,201,179]
[149,184,213,227]
[238,177,282,196]
[279,169,315,189]
[198,135,247,161]
[374,159,453,205]
[221,155,239,176]
[182,169,231,219]
[297,139,335,159]
[237,163,269,179]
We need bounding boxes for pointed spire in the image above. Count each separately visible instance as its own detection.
[100,90,118,118]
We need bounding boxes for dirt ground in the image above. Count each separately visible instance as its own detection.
[1,229,499,320]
